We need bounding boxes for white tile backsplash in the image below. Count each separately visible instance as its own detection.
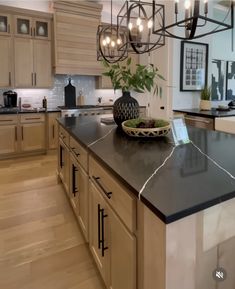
[0,75,148,108]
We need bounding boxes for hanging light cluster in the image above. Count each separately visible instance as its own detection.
[153,0,234,40]
[97,0,234,63]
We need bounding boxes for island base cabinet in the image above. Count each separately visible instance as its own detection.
[69,155,89,241]
[58,139,70,194]
[89,181,110,287]
[109,208,136,289]
[89,180,136,289]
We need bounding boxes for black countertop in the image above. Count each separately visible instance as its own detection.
[0,108,60,114]
[58,116,235,224]
[174,108,235,118]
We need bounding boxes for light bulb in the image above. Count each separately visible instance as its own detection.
[111,40,115,47]
[102,39,107,46]
[147,20,153,29]
[105,36,111,44]
[136,17,141,26]
[184,0,191,10]
[139,24,143,32]
[128,22,133,31]
[117,38,122,45]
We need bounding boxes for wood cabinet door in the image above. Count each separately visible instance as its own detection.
[0,36,12,87]
[48,113,60,149]
[109,209,136,289]
[21,122,45,152]
[34,40,52,88]
[0,13,11,36]
[58,139,70,194]
[69,156,79,210]
[77,163,89,241]
[34,18,51,40]
[89,181,110,287]
[14,15,33,38]
[14,37,34,88]
[0,125,17,155]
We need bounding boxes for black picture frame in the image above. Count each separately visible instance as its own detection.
[180,41,208,91]
[226,61,235,100]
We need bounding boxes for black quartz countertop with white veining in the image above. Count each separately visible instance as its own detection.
[58,116,235,224]
[174,108,235,118]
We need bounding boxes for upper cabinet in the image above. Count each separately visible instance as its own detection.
[14,15,51,40]
[53,0,103,76]
[0,5,52,88]
[0,13,11,35]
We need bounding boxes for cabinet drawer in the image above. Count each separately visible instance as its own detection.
[70,136,88,171]
[0,115,18,125]
[89,156,136,233]
[59,125,69,146]
[20,113,45,123]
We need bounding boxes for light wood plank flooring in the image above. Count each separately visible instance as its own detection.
[0,152,105,289]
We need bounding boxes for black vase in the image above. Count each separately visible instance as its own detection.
[113,91,139,126]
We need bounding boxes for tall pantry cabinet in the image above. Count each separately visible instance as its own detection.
[0,5,52,88]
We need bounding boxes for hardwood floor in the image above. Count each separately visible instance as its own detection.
[0,152,105,289]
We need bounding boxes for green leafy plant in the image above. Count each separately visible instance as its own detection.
[201,86,211,101]
[124,118,169,128]
[102,57,164,95]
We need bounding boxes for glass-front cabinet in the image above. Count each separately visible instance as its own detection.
[14,16,50,40]
[0,13,11,35]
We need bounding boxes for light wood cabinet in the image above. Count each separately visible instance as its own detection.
[14,15,51,40]
[0,5,52,88]
[0,13,11,35]
[14,37,34,87]
[53,1,102,75]
[89,181,110,287]
[0,114,18,155]
[96,54,140,89]
[0,36,13,87]
[14,38,52,88]
[69,154,89,240]
[89,156,137,289]
[21,122,45,152]
[47,112,60,149]
[58,138,70,194]
[0,113,46,159]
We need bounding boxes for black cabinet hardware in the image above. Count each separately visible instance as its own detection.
[92,176,112,199]
[97,204,108,256]
[72,164,78,196]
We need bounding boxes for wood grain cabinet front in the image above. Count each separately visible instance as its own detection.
[0,115,18,155]
[47,112,60,150]
[0,36,13,88]
[89,156,137,289]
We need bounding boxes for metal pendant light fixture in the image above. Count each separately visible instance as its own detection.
[153,0,234,40]
[117,0,165,54]
[97,0,128,63]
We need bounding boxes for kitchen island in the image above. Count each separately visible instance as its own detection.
[57,115,235,289]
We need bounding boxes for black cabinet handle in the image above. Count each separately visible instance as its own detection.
[98,204,101,249]
[72,164,78,196]
[101,208,108,257]
[97,204,108,256]
[71,147,80,157]
[60,145,64,168]
[92,176,112,199]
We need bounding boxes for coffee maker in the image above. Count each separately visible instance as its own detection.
[3,90,17,107]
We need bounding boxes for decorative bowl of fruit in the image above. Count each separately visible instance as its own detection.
[122,118,171,137]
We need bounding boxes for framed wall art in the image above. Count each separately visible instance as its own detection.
[180,41,208,91]
[211,59,227,101]
[226,61,235,100]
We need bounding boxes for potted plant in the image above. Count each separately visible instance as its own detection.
[200,86,211,111]
[102,57,164,126]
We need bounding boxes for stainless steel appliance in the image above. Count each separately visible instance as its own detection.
[3,90,17,107]
[58,105,113,117]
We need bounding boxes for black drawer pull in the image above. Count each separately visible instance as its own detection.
[72,164,78,196]
[71,147,80,156]
[98,204,108,257]
[92,176,112,199]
